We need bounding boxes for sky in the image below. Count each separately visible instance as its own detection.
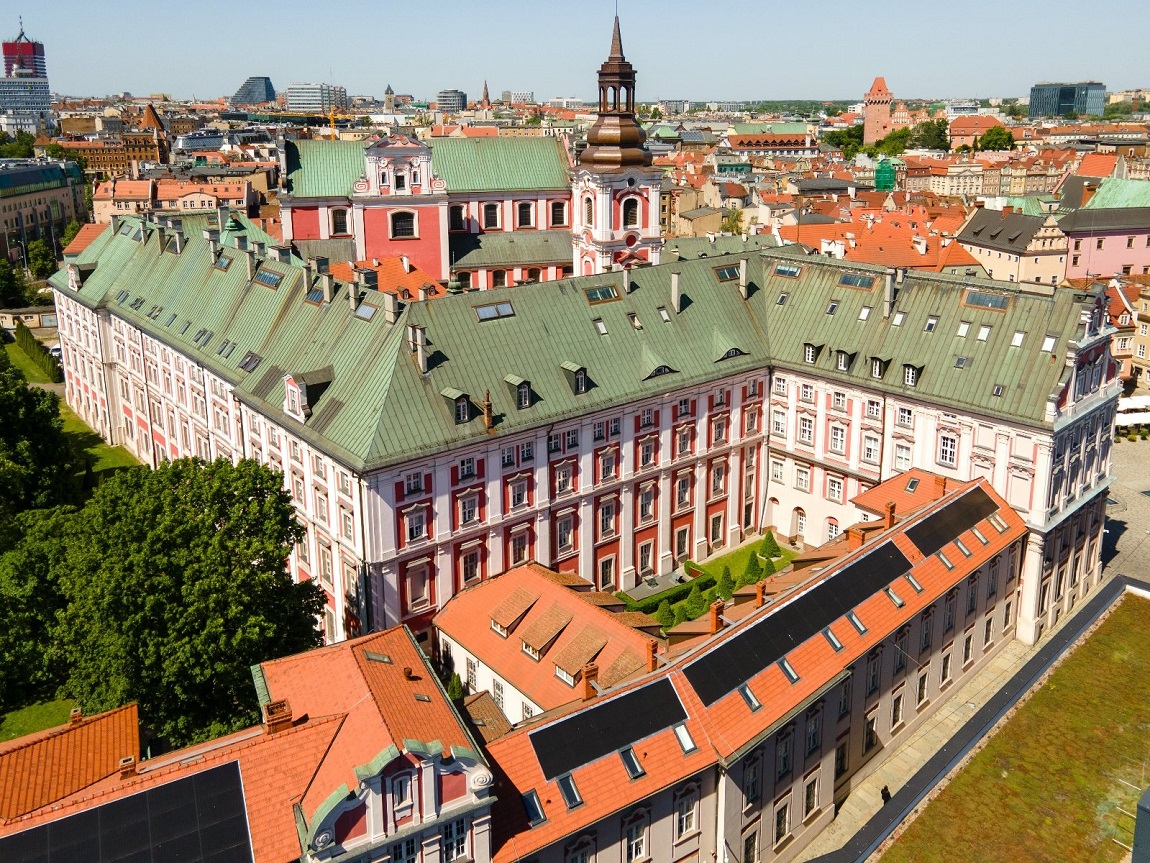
[11,0,1148,104]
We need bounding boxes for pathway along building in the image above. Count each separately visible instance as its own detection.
[51,208,1116,646]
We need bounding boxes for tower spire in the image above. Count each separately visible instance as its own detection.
[609,14,624,59]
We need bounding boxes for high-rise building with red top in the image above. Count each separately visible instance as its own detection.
[3,20,47,78]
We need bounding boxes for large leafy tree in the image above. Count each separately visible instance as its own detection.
[909,119,950,151]
[60,220,84,249]
[53,458,325,746]
[979,126,1015,152]
[26,239,57,280]
[0,350,77,527]
[0,259,31,308]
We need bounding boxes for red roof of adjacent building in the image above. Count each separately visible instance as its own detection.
[948,115,1005,134]
[63,223,108,256]
[328,256,445,299]
[1077,152,1119,179]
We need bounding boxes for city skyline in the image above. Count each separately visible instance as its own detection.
[14,0,1147,105]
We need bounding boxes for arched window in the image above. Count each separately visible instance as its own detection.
[584,197,594,227]
[526,268,541,283]
[623,197,639,228]
[391,211,415,238]
[330,208,348,236]
[793,508,806,538]
[551,200,567,226]
[517,383,531,409]
[491,270,506,288]
[517,201,534,228]
[449,205,465,232]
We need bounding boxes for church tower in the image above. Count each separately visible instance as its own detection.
[571,16,662,276]
[863,76,893,145]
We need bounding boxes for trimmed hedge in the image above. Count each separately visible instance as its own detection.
[14,321,63,383]
[616,564,718,615]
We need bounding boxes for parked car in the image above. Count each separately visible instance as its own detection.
[48,345,62,359]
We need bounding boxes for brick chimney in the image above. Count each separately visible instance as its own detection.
[262,699,293,735]
[708,600,724,634]
[118,755,137,778]
[69,706,83,725]
[847,527,865,550]
[581,663,599,701]
[645,639,658,672]
[934,474,947,497]
[885,501,896,529]
[755,581,766,608]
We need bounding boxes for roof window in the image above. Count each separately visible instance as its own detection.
[822,627,843,651]
[557,774,583,809]
[619,747,645,779]
[839,272,875,288]
[774,262,802,278]
[674,723,697,753]
[523,790,546,826]
[737,683,761,711]
[584,285,619,304]
[475,301,515,321]
[847,611,867,634]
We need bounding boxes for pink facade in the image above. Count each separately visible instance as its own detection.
[1064,226,1150,279]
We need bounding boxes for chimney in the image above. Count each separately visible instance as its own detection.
[234,234,248,251]
[118,755,137,778]
[216,206,228,231]
[156,225,167,254]
[672,271,682,313]
[755,581,766,608]
[313,255,329,275]
[69,706,83,725]
[321,272,334,303]
[253,241,266,258]
[409,324,428,373]
[883,267,897,319]
[623,268,632,293]
[203,228,220,258]
[348,282,360,311]
[934,474,947,497]
[645,640,658,673]
[419,283,431,302]
[110,214,121,234]
[383,291,400,324]
[581,662,600,701]
[896,266,907,284]
[708,600,724,634]
[245,248,258,280]
[356,267,378,292]
[885,501,896,529]
[483,389,494,430]
[262,699,293,735]
[401,254,412,273]
[270,245,291,263]
[847,527,865,550]
[738,258,749,298]
[403,666,416,680]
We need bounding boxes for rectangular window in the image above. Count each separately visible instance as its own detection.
[625,822,645,862]
[804,776,819,818]
[798,416,814,444]
[916,672,929,705]
[939,434,957,467]
[827,476,843,503]
[557,774,582,809]
[891,691,904,727]
[774,800,790,845]
[795,466,810,493]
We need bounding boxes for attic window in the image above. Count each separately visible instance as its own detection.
[892,311,906,326]
[115,290,130,304]
[647,365,675,379]
[355,303,378,321]
[658,306,671,323]
[593,318,608,336]
[619,747,645,779]
[778,658,800,684]
[454,397,470,424]
[584,285,619,304]
[118,221,133,236]
[846,611,867,634]
[557,774,583,809]
[938,551,954,570]
[838,272,874,288]
[253,269,282,288]
[1011,331,1025,347]
[822,627,843,651]
[129,297,145,310]
[722,347,745,360]
[957,321,970,337]
[165,313,178,326]
[885,587,905,608]
[214,254,233,271]
[475,301,515,321]
[523,791,546,826]
[826,300,839,316]
[871,358,885,379]
[804,344,818,364]
[628,312,643,330]
[965,290,1008,310]
[673,723,697,753]
[905,573,924,593]
[1041,335,1056,352]
[977,325,991,341]
[903,365,919,387]
[836,351,851,371]
[714,264,740,281]
[954,356,969,369]
[925,316,938,332]
[491,619,508,637]
[774,262,802,278]
[988,512,1009,533]
[859,305,872,321]
[906,478,919,492]
[776,291,789,305]
[305,288,325,304]
[238,351,262,372]
[992,384,1004,397]
[737,683,762,711]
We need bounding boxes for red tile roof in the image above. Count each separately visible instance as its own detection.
[1077,152,1119,179]
[63,223,108,256]
[434,564,659,711]
[328,257,445,299]
[0,704,139,822]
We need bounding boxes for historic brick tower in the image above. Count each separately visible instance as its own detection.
[863,76,893,145]
[571,16,662,276]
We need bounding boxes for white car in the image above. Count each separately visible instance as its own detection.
[48,345,62,359]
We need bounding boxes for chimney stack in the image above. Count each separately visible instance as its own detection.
[623,268,632,293]
[203,228,220,258]
[883,267,897,319]
[156,225,167,254]
[708,600,724,634]
[245,248,258,280]
[401,254,411,273]
[738,258,749,299]
[216,205,227,232]
[672,271,682,313]
[847,527,865,550]
[581,662,600,701]
[885,501,896,529]
[409,324,428,373]
[110,214,121,234]
[270,245,291,263]
[313,255,329,275]
[403,666,416,680]
[118,755,137,778]
[348,282,359,311]
[419,284,431,302]
[755,581,766,608]
[321,272,334,303]
[69,706,83,725]
[483,390,494,430]
[234,234,248,251]
[645,640,658,673]
[383,291,400,324]
[253,241,266,258]
[262,699,293,735]
[934,474,947,497]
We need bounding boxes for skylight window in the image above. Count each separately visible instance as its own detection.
[906,478,919,492]
[957,321,970,337]
[214,254,233,271]
[839,272,875,288]
[165,313,178,326]
[992,384,1004,397]
[593,318,608,335]
[674,723,697,753]
[619,747,645,779]
[1011,331,1025,347]
[557,774,583,809]
[988,512,1009,533]
[826,300,839,315]
[118,221,133,236]
[115,290,130,304]
[892,311,906,326]
[216,339,231,356]
[628,312,642,330]
[859,305,872,321]
[905,573,924,594]
[355,303,377,321]
[977,325,991,341]
[738,683,761,711]
[778,658,800,683]
[714,264,740,281]
[1041,335,1056,352]
[658,306,671,323]
[971,527,988,545]
[847,611,867,634]
[523,790,546,826]
[584,285,619,304]
[954,356,970,369]
[955,538,971,557]
[822,627,843,651]
[776,291,789,305]
[925,315,938,332]
[885,587,905,608]
[938,551,954,570]
[253,269,282,288]
[774,262,802,278]
[475,301,515,321]
[965,290,1008,310]
[238,351,262,372]
[305,288,325,304]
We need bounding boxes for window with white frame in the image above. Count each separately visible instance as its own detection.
[894,443,911,471]
[556,515,574,552]
[711,462,726,496]
[406,563,430,611]
[800,383,814,402]
[639,486,655,522]
[773,376,787,395]
[772,409,787,436]
[939,433,958,467]
[406,509,426,542]
[827,476,843,503]
[830,425,846,454]
[798,416,814,444]
[795,466,810,492]
[866,398,881,418]
[624,818,646,863]
[599,500,615,537]
[771,459,784,482]
[600,450,616,481]
[675,790,698,838]
[459,493,478,525]
[555,464,572,494]
[863,435,880,464]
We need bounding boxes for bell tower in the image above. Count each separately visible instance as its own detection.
[571,16,662,276]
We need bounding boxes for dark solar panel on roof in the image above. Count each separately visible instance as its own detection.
[683,541,912,706]
[905,486,997,558]
[0,761,253,863]
[529,678,687,780]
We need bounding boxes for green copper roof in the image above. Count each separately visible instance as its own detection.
[55,214,1101,475]
[426,137,570,192]
[284,139,367,197]
[1082,177,1150,210]
[450,230,572,268]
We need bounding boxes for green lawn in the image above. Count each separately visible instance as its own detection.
[879,595,1150,863]
[4,342,51,383]
[0,699,75,743]
[694,534,796,581]
[59,400,139,482]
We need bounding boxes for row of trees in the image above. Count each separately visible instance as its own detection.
[0,350,325,747]
[823,120,1015,160]
[14,321,63,381]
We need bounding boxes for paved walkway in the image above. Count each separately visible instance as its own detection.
[795,443,1150,863]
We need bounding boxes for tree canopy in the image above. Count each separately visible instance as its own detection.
[60,220,84,249]
[48,458,324,746]
[979,126,1015,151]
[822,124,864,160]
[908,119,950,151]
[0,131,34,159]
[0,259,32,308]
[26,239,57,279]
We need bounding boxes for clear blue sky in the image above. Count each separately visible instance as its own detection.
[13,0,1147,103]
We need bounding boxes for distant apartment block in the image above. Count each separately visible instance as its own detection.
[437,89,467,114]
[284,82,347,113]
[0,22,49,123]
[1028,82,1105,119]
[508,90,534,104]
[0,159,86,263]
[231,76,276,105]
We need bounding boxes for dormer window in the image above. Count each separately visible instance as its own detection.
[903,365,919,387]
[575,370,587,393]
[455,397,470,424]
[804,344,817,364]
[286,382,301,416]
[871,358,885,379]
[517,382,531,409]
[836,350,851,371]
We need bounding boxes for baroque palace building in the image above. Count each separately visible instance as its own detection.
[53,205,1116,646]
[277,18,661,284]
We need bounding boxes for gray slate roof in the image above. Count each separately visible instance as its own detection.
[958,208,1045,254]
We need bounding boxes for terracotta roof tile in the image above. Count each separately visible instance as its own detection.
[491,586,540,629]
[519,605,574,651]
[63,223,108,256]
[552,626,608,675]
